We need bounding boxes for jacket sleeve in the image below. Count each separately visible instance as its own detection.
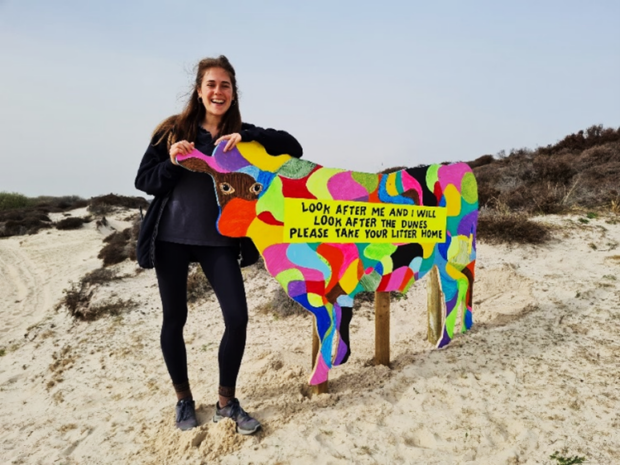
[134,133,185,196]
[239,123,303,158]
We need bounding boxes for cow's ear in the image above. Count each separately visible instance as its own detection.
[176,149,222,174]
[177,156,213,174]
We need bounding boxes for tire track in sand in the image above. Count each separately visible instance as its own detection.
[0,238,42,342]
[0,225,107,345]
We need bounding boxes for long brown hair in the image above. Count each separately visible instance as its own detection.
[152,55,242,148]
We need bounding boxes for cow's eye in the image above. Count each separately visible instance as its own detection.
[220,182,235,195]
[249,183,263,195]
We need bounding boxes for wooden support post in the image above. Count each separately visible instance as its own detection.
[311,320,328,394]
[427,265,443,345]
[375,291,390,366]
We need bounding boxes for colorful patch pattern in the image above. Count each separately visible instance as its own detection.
[177,142,478,385]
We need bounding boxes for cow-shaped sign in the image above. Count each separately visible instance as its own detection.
[177,142,478,385]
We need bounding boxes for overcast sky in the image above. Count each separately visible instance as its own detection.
[1,0,619,198]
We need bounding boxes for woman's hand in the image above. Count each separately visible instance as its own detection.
[169,140,195,165]
[214,133,242,152]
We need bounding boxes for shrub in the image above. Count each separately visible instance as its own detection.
[83,298,138,320]
[470,126,620,216]
[33,195,87,212]
[0,210,50,222]
[187,265,213,303]
[60,279,136,320]
[58,281,94,319]
[97,219,140,266]
[81,267,119,285]
[0,192,35,211]
[88,194,148,215]
[57,267,135,320]
[477,212,551,244]
[261,286,307,318]
[530,184,565,214]
[55,217,86,230]
[539,124,620,156]
[579,142,620,165]
[0,215,52,237]
[467,154,495,169]
[530,155,577,185]
[0,193,91,237]
[500,183,566,215]
[477,184,501,209]
[380,165,409,174]
[353,291,409,310]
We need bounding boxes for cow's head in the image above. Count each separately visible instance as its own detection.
[176,141,291,237]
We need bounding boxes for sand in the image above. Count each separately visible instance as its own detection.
[1,208,619,464]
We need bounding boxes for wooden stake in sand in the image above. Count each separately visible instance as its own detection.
[374,291,390,366]
[427,266,443,345]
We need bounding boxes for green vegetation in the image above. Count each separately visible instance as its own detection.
[550,451,586,465]
[0,192,35,211]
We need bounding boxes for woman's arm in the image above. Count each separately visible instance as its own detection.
[239,123,303,158]
[134,133,185,197]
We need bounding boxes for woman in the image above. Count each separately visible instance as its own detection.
[135,55,302,433]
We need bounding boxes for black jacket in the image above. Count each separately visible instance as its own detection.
[134,123,303,268]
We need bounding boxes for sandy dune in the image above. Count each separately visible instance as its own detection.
[1,209,619,464]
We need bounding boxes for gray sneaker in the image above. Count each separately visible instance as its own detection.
[175,398,198,430]
[213,398,261,435]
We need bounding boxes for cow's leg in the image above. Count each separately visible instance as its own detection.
[436,266,470,348]
[334,305,352,365]
[308,303,337,385]
[333,294,354,365]
[460,261,475,332]
[311,321,329,393]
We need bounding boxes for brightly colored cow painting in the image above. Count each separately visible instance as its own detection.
[176,142,478,385]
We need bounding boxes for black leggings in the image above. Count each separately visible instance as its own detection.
[154,241,248,389]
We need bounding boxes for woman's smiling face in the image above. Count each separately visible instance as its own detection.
[198,67,234,118]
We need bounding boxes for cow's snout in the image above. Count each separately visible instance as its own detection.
[218,198,257,237]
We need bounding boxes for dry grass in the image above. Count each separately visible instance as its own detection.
[353,291,408,310]
[97,219,140,267]
[477,213,551,244]
[57,267,136,320]
[469,125,619,243]
[81,267,121,286]
[471,128,619,216]
[186,264,213,303]
[257,286,307,318]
